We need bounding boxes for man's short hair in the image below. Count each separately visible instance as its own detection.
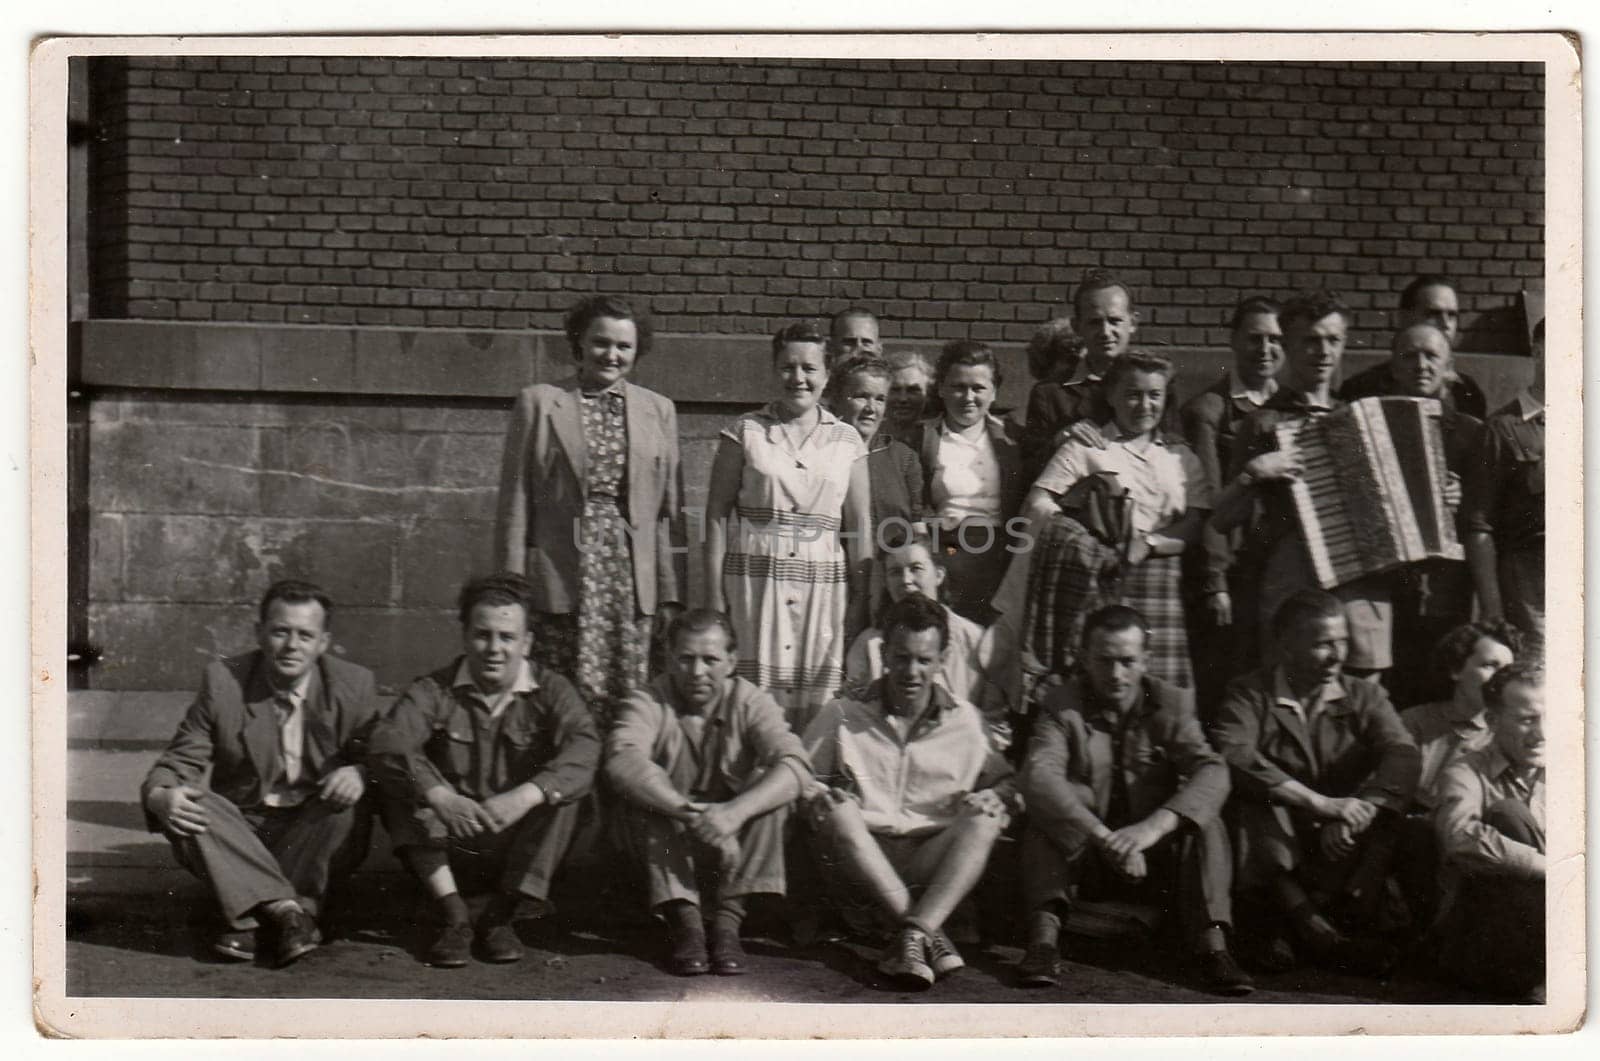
[771,320,829,358]
[665,608,738,654]
[1081,604,1150,650]
[1482,661,1543,714]
[1070,267,1136,320]
[884,347,936,383]
[1025,317,1081,381]
[1399,275,1455,311]
[935,339,1002,391]
[1279,289,1354,333]
[563,294,654,360]
[830,306,879,334]
[1272,588,1345,635]
[258,579,333,627]
[1229,295,1281,332]
[1433,619,1523,683]
[881,592,949,652]
[1391,321,1452,354]
[457,572,534,626]
[823,353,892,405]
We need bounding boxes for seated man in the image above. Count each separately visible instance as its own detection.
[1210,590,1420,975]
[606,608,811,977]
[802,593,1015,989]
[139,579,380,968]
[1433,662,1546,1001]
[1017,605,1252,995]
[366,573,600,968]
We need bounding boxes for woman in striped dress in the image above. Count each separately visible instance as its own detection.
[705,322,873,731]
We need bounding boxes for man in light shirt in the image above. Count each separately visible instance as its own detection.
[140,580,380,968]
[1432,663,1546,1001]
[802,593,1015,989]
[366,573,600,969]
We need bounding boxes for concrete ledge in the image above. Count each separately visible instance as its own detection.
[69,689,194,748]
[74,319,1531,413]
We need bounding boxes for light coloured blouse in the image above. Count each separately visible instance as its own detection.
[1033,422,1212,537]
[931,418,1003,527]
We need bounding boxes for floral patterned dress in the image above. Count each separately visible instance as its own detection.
[528,385,651,723]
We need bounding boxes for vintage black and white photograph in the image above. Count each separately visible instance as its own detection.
[30,30,1583,1039]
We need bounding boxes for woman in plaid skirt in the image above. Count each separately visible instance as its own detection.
[1019,351,1213,688]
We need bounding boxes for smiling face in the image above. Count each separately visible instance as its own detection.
[835,370,889,444]
[1281,613,1349,691]
[574,315,639,391]
[1452,635,1515,718]
[257,599,332,689]
[1083,624,1148,714]
[1403,283,1460,346]
[1073,286,1137,371]
[1490,680,1545,771]
[1283,311,1347,394]
[1232,310,1284,390]
[883,542,944,604]
[1391,324,1452,398]
[888,365,931,425]
[667,626,738,711]
[939,362,996,429]
[463,602,533,694]
[1108,368,1168,438]
[884,624,946,715]
[774,341,829,416]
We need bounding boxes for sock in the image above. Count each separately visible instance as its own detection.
[1027,904,1063,947]
[712,895,747,936]
[437,892,470,927]
[1195,922,1227,954]
[662,899,703,935]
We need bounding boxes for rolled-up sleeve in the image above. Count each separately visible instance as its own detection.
[1435,760,1545,880]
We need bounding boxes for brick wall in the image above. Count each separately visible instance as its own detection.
[90,57,1544,353]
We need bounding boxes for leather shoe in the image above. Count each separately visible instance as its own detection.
[1017,941,1061,988]
[212,929,256,962]
[667,918,710,976]
[708,921,747,976]
[1198,948,1255,996]
[478,922,524,964]
[427,921,473,968]
[268,905,320,969]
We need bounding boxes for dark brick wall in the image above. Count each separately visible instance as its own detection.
[90,57,1544,353]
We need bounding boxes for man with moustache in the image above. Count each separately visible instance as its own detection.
[802,593,1015,989]
[140,579,380,967]
[1021,268,1141,478]
[1180,295,1285,702]
[825,306,882,367]
[1210,590,1420,975]
[1432,663,1546,1001]
[1210,290,1395,681]
[606,609,811,977]
[1385,322,1483,706]
[1339,276,1488,419]
[366,573,600,968]
[1016,606,1252,995]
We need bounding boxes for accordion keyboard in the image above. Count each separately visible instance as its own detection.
[1280,418,1363,587]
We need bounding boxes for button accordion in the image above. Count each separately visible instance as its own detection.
[1273,396,1464,589]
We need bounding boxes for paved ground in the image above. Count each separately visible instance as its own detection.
[65,748,1495,1005]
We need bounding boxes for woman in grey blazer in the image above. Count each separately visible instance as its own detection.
[495,295,685,722]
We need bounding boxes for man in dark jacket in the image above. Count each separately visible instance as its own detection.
[1210,589,1420,975]
[366,573,600,968]
[140,579,380,968]
[1017,605,1251,995]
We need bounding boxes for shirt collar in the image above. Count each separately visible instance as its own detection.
[1082,675,1150,725]
[1229,372,1279,406]
[1271,665,1346,712]
[870,677,958,721]
[1067,358,1109,386]
[269,666,315,707]
[939,416,993,444]
[1267,387,1336,414]
[1516,389,1544,421]
[1100,420,1166,447]
[452,656,537,699]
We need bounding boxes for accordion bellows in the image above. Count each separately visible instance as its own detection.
[1274,396,1464,589]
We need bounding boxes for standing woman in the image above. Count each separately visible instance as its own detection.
[1021,351,1211,687]
[495,295,685,722]
[705,322,873,731]
[902,340,1027,623]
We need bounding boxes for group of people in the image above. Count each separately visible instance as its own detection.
[138,276,1548,1002]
